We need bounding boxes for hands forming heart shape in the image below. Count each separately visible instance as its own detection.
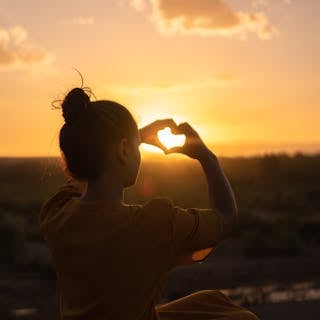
[139,118,208,159]
[139,119,186,154]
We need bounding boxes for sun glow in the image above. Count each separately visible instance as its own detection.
[157,127,186,150]
[140,143,163,154]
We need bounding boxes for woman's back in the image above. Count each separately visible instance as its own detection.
[39,181,222,320]
[40,184,165,319]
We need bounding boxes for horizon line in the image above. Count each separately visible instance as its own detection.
[1,141,320,159]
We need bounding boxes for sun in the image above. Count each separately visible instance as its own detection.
[157,127,186,150]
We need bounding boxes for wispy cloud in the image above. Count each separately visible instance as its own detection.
[0,25,53,69]
[128,0,277,40]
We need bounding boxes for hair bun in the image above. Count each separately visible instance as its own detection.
[62,88,90,124]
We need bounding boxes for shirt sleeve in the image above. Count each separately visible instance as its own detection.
[171,205,224,264]
[39,178,85,226]
[144,198,224,265]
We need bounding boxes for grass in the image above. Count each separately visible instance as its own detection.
[0,153,320,269]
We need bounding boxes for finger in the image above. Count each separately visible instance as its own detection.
[155,136,168,152]
[143,138,167,153]
[165,146,183,155]
[149,135,169,153]
[155,119,180,132]
[156,145,168,153]
[177,122,200,137]
[178,122,194,132]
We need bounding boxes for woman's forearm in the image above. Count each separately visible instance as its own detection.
[197,149,238,237]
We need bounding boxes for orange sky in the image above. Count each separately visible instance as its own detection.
[0,0,319,157]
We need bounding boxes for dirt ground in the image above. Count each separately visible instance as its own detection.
[2,246,320,319]
[1,269,320,320]
[250,300,320,320]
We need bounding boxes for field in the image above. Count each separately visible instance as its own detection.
[1,154,320,319]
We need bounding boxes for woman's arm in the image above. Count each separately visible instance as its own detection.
[198,150,238,238]
[139,119,238,264]
[166,122,238,239]
[139,119,238,237]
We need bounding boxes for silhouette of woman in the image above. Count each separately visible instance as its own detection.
[39,87,259,319]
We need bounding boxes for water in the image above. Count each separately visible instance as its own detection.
[222,281,320,305]
[13,308,37,316]
[11,281,320,317]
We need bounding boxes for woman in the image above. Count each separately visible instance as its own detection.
[39,87,259,319]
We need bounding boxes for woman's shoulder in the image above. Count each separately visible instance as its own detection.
[142,197,174,210]
[39,179,83,226]
[132,197,176,225]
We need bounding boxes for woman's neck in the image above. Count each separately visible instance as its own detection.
[81,170,124,204]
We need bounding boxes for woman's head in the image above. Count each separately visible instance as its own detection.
[59,88,140,185]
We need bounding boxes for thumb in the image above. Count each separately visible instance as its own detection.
[165,146,183,155]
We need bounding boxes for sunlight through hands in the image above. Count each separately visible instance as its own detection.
[157,127,186,150]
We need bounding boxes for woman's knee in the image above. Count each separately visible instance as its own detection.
[188,289,219,298]
[186,290,260,319]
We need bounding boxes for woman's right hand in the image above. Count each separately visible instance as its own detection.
[166,122,211,160]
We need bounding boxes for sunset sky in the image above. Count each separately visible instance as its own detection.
[0,0,319,157]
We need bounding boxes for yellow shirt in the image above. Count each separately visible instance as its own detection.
[39,180,223,320]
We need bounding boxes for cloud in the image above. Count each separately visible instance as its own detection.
[129,0,277,40]
[0,25,53,69]
[67,16,95,25]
